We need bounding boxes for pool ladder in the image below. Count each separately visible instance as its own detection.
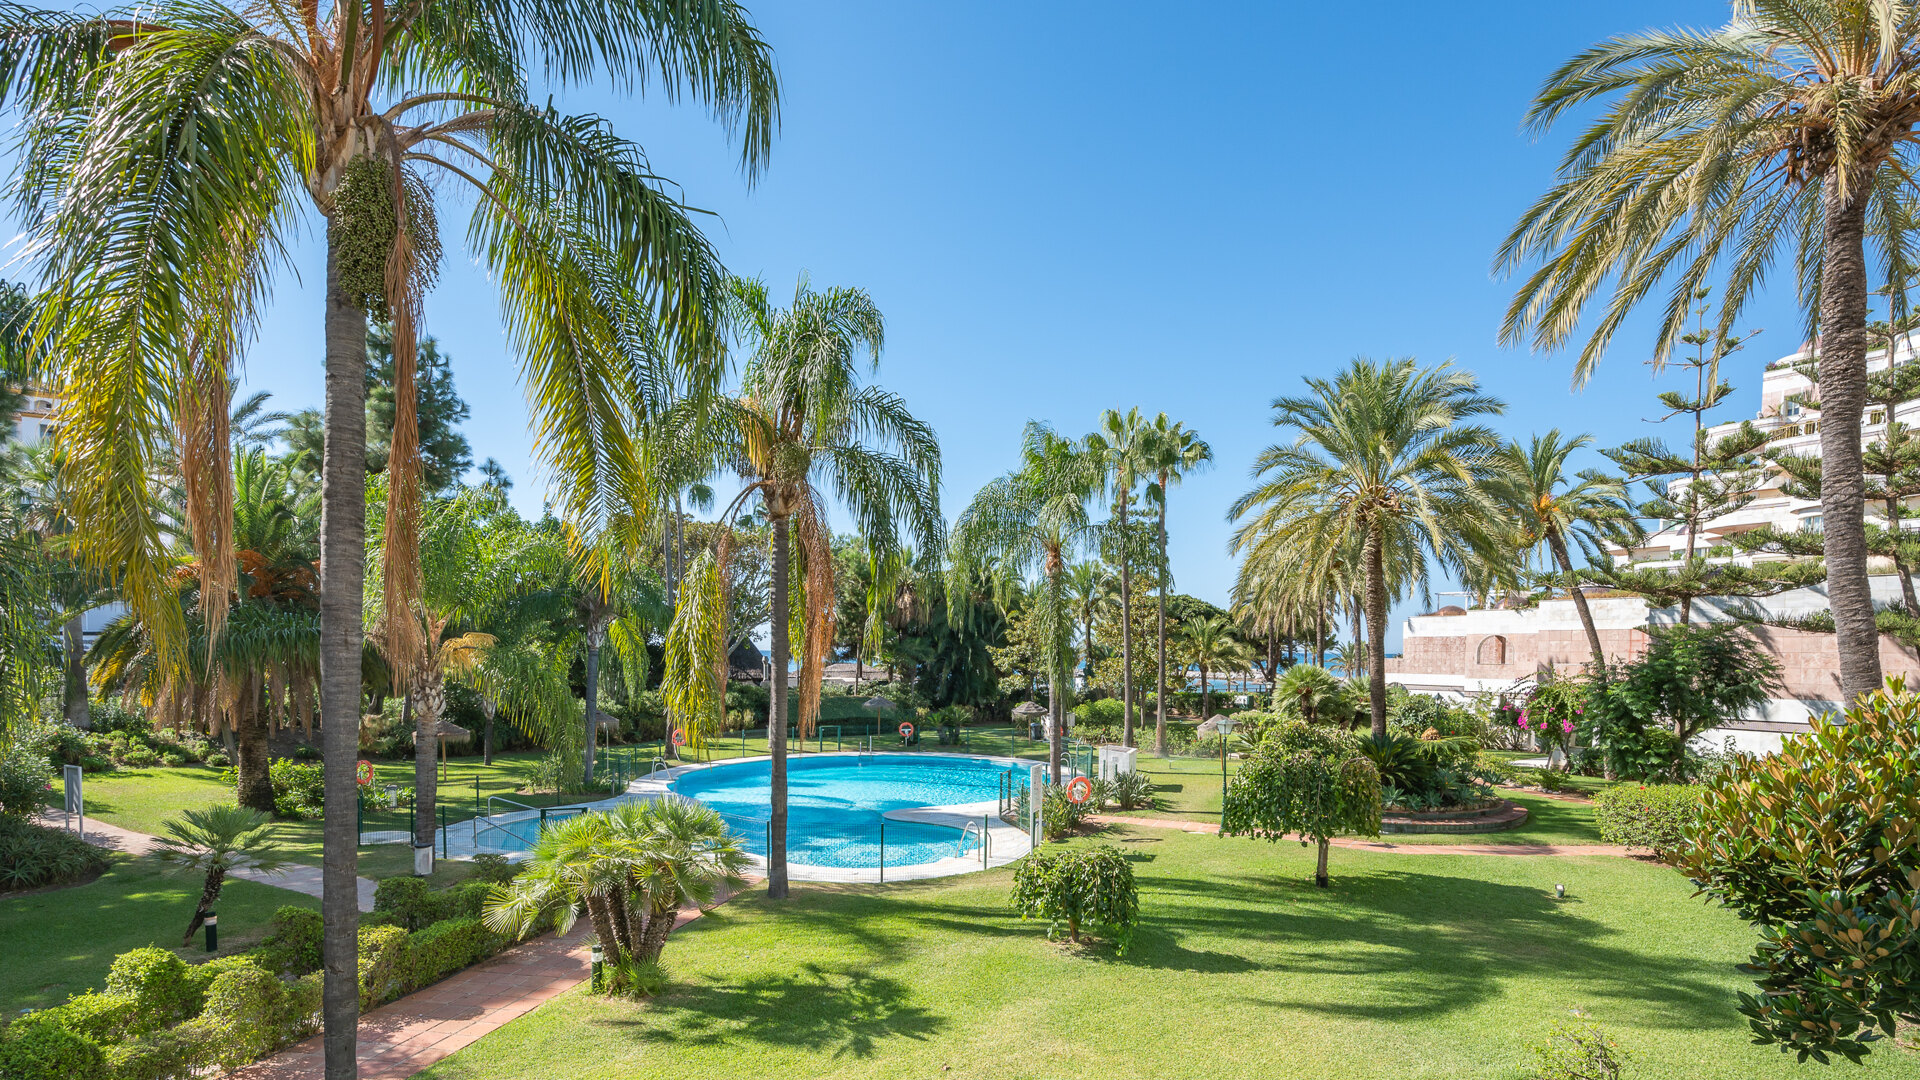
[958,816,990,867]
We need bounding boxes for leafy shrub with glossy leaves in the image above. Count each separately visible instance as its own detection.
[1222,721,1380,887]
[104,947,197,1029]
[1674,683,1920,1063]
[1009,845,1138,954]
[0,1016,105,1080]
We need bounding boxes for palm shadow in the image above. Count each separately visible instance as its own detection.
[605,962,943,1058]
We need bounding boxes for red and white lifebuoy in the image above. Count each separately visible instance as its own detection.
[354,760,376,786]
[671,729,688,747]
[1065,776,1094,804]
[898,721,915,739]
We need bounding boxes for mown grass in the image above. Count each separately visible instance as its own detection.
[417,821,1920,1080]
[0,853,315,1013]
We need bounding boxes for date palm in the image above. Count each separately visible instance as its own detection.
[1178,615,1252,722]
[1499,0,1920,704]
[950,424,1101,783]
[1063,561,1114,682]
[667,275,940,900]
[1485,431,1641,675]
[1143,414,1211,756]
[1085,408,1156,747]
[0,4,777,1072]
[1231,358,1504,737]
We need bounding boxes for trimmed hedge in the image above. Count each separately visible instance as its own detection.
[2,875,523,1080]
[1594,783,1701,854]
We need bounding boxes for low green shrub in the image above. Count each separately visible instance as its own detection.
[1593,783,1700,854]
[105,947,199,1029]
[1525,1008,1626,1080]
[0,815,110,890]
[267,759,325,819]
[356,925,411,1008]
[468,852,517,885]
[1108,769,1156,811]
[1009,845,1139,954]
[25,992,140,1044]
[407,916,502,989]
[0,735,53,817]
[374,876,494,931]
[189,966,286,1070]
[0,1016,106,1080]
[101,1026,206,1080]
[259,906,324,975]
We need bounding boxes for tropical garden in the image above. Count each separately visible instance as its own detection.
[2,0,1920,1079]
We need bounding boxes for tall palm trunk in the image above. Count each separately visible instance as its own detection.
[1199,660,1210,720]
[1890,493,1919,614]
[1047,561,1066,785]
[1117,495,1134,747]
[1819,174,1883,704]
[481,697,496,766]
[319,241,369,1080]
[583,621,604,786]
[1362,530,1388,738]
[235,692,273,813]
[1154,475,1169,756]
[766,513,790,899]
[62,613,88,728]
[1314,598,1325,668]
[411,690,436,863]
[1547,526,1606,676]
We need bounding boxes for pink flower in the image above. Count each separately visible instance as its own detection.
[1561,721,1574,734]
[1517,716,1530,729]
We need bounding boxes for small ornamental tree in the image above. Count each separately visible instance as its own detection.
[1673,684,1920,1064]
[1009,845,1138,954]
[1221,722,1381,887]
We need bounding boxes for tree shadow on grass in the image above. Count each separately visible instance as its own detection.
[604,963,943,1058]
[1138,867,1736,1029]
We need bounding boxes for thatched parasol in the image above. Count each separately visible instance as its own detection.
[863,696,898,713]
[1012,701,1046,717]
[1196,714,1236,737]
[424,718,471,781]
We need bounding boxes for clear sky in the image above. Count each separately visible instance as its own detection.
[132,1,1809,649]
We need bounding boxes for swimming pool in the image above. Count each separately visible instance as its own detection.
[671,754,1024,869]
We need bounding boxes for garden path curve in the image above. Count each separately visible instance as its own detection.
[1086,814,1635,857]
[34,813,379,911]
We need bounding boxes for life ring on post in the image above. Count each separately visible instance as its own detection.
[898,721,915,740]
[354,760,375,786]
[1066,776,1094,804]
[671,729,688,747]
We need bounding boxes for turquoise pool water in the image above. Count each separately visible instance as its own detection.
[672,754,1023,869]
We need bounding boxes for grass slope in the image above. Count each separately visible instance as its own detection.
[417,823,1920,1080]
[0,854,315,1012]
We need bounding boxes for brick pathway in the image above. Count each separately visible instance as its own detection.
[39,813,379,911]
[232,882,753,1080]
[1087,814,1634,857]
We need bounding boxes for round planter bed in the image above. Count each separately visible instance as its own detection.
[1379,799,1528,834]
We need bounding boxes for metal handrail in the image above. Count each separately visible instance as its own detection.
[648,756,669,779]
[958,819,981,857]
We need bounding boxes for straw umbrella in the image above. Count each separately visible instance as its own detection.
[424,718,471,784]
[864,695,899,743]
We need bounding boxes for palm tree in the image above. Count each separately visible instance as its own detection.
[0,5,777,1066]
[1499,1,1920,704]
[1063,561,1114,683]
[1272,664,1350,726]
[1230,358,1504,737]
[1143,414,1211,756]
[950,424,1102,783]
[1085,408,1155,747]
[1178,615,1252,721]
[1485,431,1641,675]
[151,804,287,946]
[667,275,941,900]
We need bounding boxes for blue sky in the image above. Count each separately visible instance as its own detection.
[178,1,1806,648]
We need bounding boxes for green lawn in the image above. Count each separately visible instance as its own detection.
[0,853,316,1013]
[418,822,1920,1080]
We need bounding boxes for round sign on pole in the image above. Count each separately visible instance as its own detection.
[671,729,687,747]
[898,721,915,739]
[354,760,376,786]
[1065,776,1094,804]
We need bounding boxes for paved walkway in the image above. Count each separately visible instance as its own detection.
[36,814,378,911]
[1087,814,1634,857]
[232,882,750,1080]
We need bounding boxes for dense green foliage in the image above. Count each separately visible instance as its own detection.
[1674,685,1920,1063]
[1582,625,1779,779]
[1009,844,1138,953]
[0,815,109,891]
[1222,722,1381,886]
[1592,784,1699,854]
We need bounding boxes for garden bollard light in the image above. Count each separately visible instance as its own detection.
[1555,883,1566,899]
[204,912,218,952]
[590,944,604,991]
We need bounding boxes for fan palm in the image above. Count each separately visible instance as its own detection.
[1230,358,1504,737]
[666,275,940,900]
[1485,431,1642,674]
[1142,414,1211,755]
[1498,0,1920,704]
[1085,407,1156,746]
[0,1,777,1065]
[1272,663,1351,726]
[1178,615,1252,721]
[1063,561,1115,682]
[152,803,287,946]
[950,423,1102,783]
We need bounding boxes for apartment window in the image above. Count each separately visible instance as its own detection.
[1871,409,1887,424]
[1801,515,1824,533]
